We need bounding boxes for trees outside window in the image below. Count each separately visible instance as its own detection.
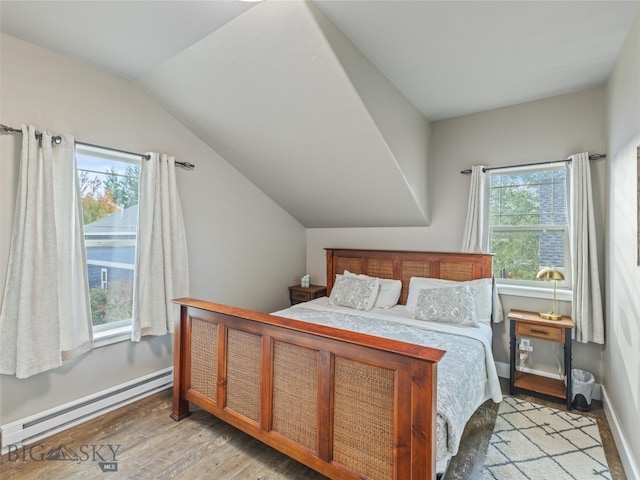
[489,165,569,287]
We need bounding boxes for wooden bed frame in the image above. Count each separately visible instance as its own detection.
[172,249,493,480]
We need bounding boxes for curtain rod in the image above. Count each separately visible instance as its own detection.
[0,124,195,170]
[459,153,606,175]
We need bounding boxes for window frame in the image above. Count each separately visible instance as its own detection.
[76,144,141,342]
[488,163,572,292]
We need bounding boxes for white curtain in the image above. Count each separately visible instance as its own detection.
[0,125,93,378]
[461,165,490,253]
[132,153,189,342]
[567,153,604,344]
[461,165,504,323]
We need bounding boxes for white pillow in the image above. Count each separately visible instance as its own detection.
[406,276,492,324]
[413,285,479,327]
[329,274,380,311]
[344,270,402,308]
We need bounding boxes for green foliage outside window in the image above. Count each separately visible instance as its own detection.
[104,166,140,210]
[490,168,567,282]
[492,231,540,281]
[89,281,134,326]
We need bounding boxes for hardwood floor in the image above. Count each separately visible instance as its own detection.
[0,380,626,480]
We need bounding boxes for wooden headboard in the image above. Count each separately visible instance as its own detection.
[325,248,494,305]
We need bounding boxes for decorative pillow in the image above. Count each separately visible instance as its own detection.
[329,274,380,311]
[344,270,402,308]
[413,285,479,327]
[406,277,492,324]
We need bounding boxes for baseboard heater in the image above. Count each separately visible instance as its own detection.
[0,367,173,454]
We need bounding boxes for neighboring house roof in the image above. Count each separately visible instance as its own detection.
[84,205,138,235]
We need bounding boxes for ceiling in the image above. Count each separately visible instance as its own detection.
[1,0,638,227]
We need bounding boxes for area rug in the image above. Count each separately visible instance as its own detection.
[482,396,611,480]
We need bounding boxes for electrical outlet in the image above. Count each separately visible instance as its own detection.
[519,341,533,352]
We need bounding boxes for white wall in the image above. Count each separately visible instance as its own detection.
[0,33,305,424]
[605,10,640,477]
[309,1,431,223]
[307,87,607,380]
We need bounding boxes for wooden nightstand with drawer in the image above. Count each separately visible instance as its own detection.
[288,284,327,305]
[508,309,575,410]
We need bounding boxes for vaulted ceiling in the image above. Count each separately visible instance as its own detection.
[1,1,638,227]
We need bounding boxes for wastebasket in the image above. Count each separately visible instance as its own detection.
[571,369,595,411]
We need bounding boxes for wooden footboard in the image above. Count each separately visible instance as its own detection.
[171,298,445,480]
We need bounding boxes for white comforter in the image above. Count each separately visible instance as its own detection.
[272,297,502,471]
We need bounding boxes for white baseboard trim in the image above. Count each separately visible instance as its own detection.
[0,367,173,454]
[494,361,602,401]
[602,386,640,480]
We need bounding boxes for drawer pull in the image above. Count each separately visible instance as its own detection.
[530,329,549,335]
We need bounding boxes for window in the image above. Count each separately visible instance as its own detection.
[76,145,141,333]
[489,164,570,288]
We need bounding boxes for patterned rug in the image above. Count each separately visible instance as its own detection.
[482,396,611,480]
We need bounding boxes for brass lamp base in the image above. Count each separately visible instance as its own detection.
[539,311,562,320]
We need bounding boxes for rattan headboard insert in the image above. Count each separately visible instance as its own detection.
[325,248,493,305]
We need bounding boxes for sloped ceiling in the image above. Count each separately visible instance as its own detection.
[315,0,640,120]
[138,1,430,227]
[1,0,638,228]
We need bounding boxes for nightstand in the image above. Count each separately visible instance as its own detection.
[288,284,327,305]
[508,309,575,410]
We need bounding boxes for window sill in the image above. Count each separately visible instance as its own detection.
[92,325,132,348]
[496,283,572,302]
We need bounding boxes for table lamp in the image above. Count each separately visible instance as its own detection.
[536,267,565,320]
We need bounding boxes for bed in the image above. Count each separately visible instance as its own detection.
[171,249,501,479]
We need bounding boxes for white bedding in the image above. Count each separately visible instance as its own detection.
[272,297,502,472]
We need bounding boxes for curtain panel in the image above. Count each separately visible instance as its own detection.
[461,165,490,253]
[567,153,605,344]
[132,153,189,342]
[0,126,93,378]
[461,165,504,323]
